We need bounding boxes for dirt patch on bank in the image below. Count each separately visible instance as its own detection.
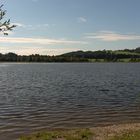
[91,123,140,140]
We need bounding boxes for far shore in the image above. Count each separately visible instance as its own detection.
[0,61,140,63]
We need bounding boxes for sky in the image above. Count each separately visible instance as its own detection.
[0,0,140,55]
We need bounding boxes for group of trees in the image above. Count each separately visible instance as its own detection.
[0,53,88,62]
[0,48,140,62]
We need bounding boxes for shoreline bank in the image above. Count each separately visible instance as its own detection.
[20,123,140,140]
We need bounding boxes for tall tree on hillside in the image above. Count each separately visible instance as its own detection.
[0,5,16,35]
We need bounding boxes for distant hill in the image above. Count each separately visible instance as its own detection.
[60,47,140,61]
[0,47,140,62]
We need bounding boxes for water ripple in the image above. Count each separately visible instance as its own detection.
[0,63,140,140]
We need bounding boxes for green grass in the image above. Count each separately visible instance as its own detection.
[88,59,108,62]
[20,128,140,140]
[20,128,94,140]
[110,130,140,140]
[88,58,140,62]
[114,51,140,56]
[118,58,131,62]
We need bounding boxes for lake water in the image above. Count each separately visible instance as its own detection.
[0,63,140,140]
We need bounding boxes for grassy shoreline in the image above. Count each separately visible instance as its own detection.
[20,123,140,140]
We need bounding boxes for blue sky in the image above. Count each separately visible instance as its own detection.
[0,0,140,55]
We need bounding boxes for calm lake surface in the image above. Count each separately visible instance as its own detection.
[0,63,140,139]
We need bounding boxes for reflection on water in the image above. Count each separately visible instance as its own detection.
[0,64,11,67]
[0,63,140,140]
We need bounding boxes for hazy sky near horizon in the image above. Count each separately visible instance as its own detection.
[1,0,140,55]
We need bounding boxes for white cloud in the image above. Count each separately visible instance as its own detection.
[12,23,25,27]
[78,17,87,23]
[0,46,80,55]
[0,37,87,45]
[85,31,140,41]
[14,23,51,30]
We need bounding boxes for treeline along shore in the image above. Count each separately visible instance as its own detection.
[1,47,140,62]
